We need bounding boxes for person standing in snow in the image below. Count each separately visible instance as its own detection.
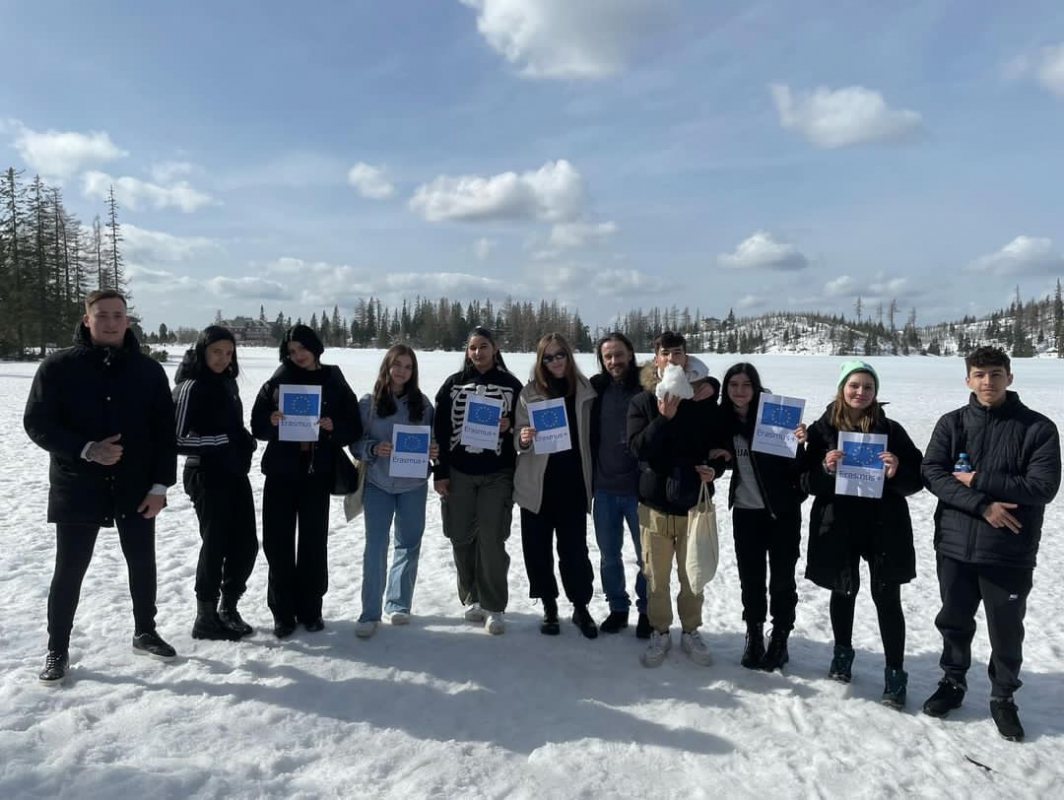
[173,326,259,642]
[251,325,362,639]
[801,361,923,709]
[590,332,650,638]
[627,331,727,668]
[920,346,1060,742]
[433,327,523,635]
[713,362,808,672]
[351,345,438,638]
[26,289,179,686]
[514,333,599,639]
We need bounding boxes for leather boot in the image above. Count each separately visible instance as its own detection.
[741,623,765,669]
[192,599,242,641]
[218,596,254,637]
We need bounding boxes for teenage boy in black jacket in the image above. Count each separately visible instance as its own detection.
[25,290,178,686]
[921,346,1061,741]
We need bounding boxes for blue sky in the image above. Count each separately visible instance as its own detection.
[2,0,1063,331]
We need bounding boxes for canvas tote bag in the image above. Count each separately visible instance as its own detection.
[685,482,719,594]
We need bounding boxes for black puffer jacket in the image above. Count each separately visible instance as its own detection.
[627,363,728,515]
[921,391,1060,569]
[172,350,256,475]
[802,405,923,594]
[721,409,807,519]
[23,324,177,525]
[250,361,361,478]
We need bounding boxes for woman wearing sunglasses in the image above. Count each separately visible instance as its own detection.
[514,333,599,638]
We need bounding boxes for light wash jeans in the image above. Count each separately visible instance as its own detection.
[359,482,428,622]
[592,489,646,614]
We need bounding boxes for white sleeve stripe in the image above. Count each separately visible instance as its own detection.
[178,434,230,447]
[174,379,196,440]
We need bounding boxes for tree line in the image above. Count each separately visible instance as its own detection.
[0,168,128,357]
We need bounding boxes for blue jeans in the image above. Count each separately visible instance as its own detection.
[592,489,646,614]
[359,482,428,622]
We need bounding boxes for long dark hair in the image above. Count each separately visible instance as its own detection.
[533,333,583,398]
[461,326,510,373]
[372,344,426,421]
[720,362,766,439]
[190,325,240,379]
[595,331,640,390]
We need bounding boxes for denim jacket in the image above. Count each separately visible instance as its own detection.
[353,392,435,495]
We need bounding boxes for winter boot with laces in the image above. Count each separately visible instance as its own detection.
[38,650,69,687]
[540,597,560,636]
[218,595,254,637]
[192,600,243,641]
[758,627,790,672]
[741,623,765,669]
[990,696,1025,742]
[599,610,629,634]
[829,644,855,682]
[572,605,599,639]
[922,678,965,717]
[881,666,908,709]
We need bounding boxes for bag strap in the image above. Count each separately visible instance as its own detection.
[698,481,711,509]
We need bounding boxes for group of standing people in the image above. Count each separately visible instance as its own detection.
[23,290,1060,743]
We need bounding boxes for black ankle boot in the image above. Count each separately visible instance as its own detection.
[218,596,254,637]
[758,627,790,672]
[540,597,560,635]
[192,600,243,641]
[572,605,599,639]
[600,610,629,634]
[741,623,765,669]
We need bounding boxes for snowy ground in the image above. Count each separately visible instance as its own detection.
[1,349,1062,799]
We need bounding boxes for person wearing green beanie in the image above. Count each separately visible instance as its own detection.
[801,360,924,709]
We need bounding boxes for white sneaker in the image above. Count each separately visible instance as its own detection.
[355,621,378,639]
[485,613,505,635]
[681,630,713,665]
[464,603,486,622]
[641,630,671,667]
[388,611,411,626]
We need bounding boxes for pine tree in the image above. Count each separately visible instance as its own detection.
[1054,279,1063,358]
[105,186,126,295]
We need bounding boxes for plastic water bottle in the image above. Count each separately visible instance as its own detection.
[954,452,972,473]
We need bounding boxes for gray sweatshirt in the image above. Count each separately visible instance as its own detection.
[353,392,435,494]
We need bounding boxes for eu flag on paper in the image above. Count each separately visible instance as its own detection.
[467,401,501,427]
[532,406,566,431]
[395,431,430,454]
[842,440,884,468]
[760,401,801,429]
[283,392,320,417]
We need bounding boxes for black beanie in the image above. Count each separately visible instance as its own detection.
[280,324,325,362]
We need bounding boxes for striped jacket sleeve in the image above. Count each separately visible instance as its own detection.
[174,379,230,456]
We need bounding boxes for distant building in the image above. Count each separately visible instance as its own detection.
[700,317,721,332]
[224,316,274,346]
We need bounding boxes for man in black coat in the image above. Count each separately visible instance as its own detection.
[920,346,1061,741]
[24,290,179,686]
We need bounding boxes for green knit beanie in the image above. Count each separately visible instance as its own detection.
[837,360,879,392]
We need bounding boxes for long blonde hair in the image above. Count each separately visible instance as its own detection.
[830,370,880,432]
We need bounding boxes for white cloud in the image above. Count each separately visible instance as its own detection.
[531,262,664,297]
[205,276,289,300]
[82,170,215,213]
[824,275,857,297]
[1037,44,1064,96]
[718,230,808,271]
[736,294,763,310]
[410,159,585,223]
[4,121,126,178]
[123,224,219,263]
[770,84,923,149]
[473,238,497,260]
[347,162,395,199]
[549,220,618,248]
[150,160,194,183]
[459,0,676,79]
[968,236,1064,276]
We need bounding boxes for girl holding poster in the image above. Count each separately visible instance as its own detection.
[433,328,524,635]
[801,360,923,709]
[514,334,599,639]
[715,363,808,672]
[251,325,362,639]
[352,345,438,638]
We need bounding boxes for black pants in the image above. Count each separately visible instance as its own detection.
[186,469,259,603]
[935,554,1033,698]
[262,473,331,623]
[732,507,801,631]
[47,516,158,652]
[830,557,906,669]
[520,498,594,606]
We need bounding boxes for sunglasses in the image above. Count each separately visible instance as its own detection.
[541,350,569,364]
